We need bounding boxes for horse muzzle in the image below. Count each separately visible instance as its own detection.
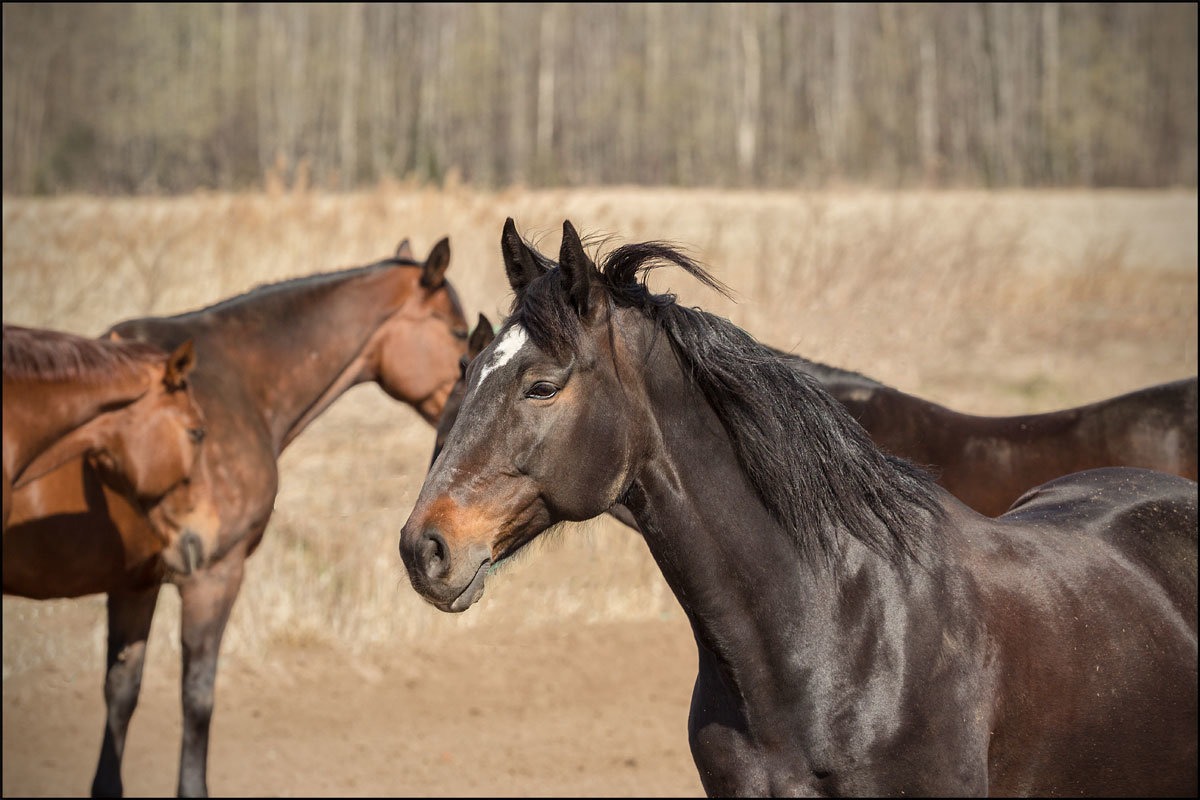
[160,528,208,575]
[399,522,491,613]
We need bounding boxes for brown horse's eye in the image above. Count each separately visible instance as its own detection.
[525,382,558,400]
[188,428,206,444]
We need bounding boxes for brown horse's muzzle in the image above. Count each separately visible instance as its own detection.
[154,493,221,575]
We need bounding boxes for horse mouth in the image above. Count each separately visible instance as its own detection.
[439,559,491,613]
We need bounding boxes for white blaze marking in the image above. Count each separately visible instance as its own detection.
[477,325,529,386]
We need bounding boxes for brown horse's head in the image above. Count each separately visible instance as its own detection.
[87,339,220,574]
[431,313,496,467]
[367,237,470,424]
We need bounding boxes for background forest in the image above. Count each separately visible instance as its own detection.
[3,2,1197,194]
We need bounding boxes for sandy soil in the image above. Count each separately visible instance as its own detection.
[2,611,705,797]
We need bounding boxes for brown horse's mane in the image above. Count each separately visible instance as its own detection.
[183,259,411,321]
[2,325,166,383]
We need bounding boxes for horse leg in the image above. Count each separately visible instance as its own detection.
[687,642,771,796]
[175,546,246,798]
[91,583,162,798]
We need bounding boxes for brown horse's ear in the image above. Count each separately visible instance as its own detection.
[558,220,598,316]
[420,237,451,288]
[164,339,196,389]
[468,313,496,358]
[394,238,414,261]
[501,217,546,296]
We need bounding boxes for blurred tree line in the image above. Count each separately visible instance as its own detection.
[3,2,1196,194]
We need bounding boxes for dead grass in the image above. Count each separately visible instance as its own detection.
[3,186,1196,675]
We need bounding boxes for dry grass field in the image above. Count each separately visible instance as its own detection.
[3,186,1197,796]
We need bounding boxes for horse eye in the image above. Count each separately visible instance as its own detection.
[525,382,558,400]
[188,428,206,444]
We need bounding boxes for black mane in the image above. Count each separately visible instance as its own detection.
[511,240,943,564]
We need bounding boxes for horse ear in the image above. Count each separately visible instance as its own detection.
[468,313,496,358]
[558,220,598,316]
[164,339,196,389]
[420,237,451,288]
[501,217,545,295]
[394,238,414,260]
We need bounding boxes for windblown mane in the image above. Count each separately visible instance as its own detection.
[511,241,944,564]
[2,325,166,383]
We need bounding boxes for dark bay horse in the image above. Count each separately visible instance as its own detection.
[799,361,1197,516]
[3,325,218,573]
[400,220,1197,796]
[5,237,470,797]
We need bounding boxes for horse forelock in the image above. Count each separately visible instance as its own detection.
[2,325,166,384]
[508,234,944,565]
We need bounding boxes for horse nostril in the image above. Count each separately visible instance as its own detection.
[419,529,450,580]
[180,531,204,574]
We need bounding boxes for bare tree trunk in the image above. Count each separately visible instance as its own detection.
[1041,2,1060,183]
[339,2,362,189]
[917,12,939,184]
[218,2,238,188]
[734,4,762,185]
[831,2,854,175]
[535,3,558,182]
[643,2,666,183]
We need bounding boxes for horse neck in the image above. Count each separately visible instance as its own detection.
[621,338,913,730]
[2,368,152,478]
[204,266,408,454]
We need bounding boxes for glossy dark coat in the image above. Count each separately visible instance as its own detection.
[401,220,1198,797]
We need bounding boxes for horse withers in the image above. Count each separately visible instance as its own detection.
[401,220,1197,796]
[2,325,218,574]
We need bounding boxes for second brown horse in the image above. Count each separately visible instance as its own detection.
[4,237,470,797]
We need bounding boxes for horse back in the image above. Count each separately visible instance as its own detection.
[960,467,1197,795]
[1003,466,1197,627]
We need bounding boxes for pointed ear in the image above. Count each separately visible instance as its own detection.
[394,238,414,261]
[420,237,451,288]
[164,340,196,389]
[501,217,546,295]
[558,220,598,316]
[468,313,496,358]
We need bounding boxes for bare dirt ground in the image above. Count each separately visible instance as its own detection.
[3,611,704,796]
[3,187,1196,796]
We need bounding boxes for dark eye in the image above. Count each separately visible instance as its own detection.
[525,382,558,400]
[452,329,469,341]
[188,428,206,444]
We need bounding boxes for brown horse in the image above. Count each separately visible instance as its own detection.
[4,237,469,797]
[2,325,219,573]
[797,361,1198,516]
